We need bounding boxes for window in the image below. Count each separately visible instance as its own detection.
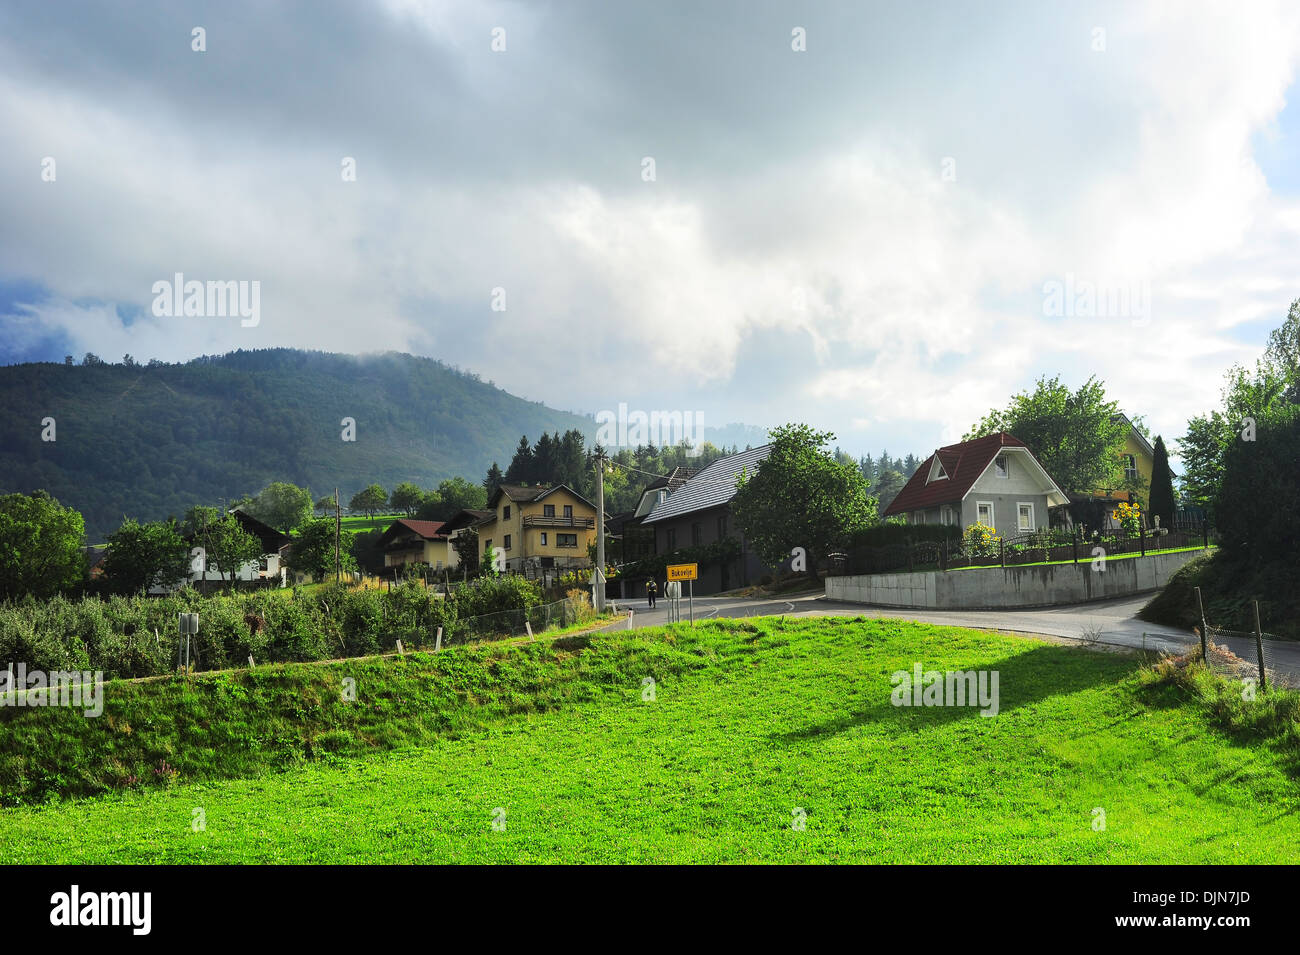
[941,505,955,526]
[563,505,573,519]
[1123,454,1138,481]
[503,534,512,550]
[556,533,578,548]
[912,512,925,525]
[994,455,1008,478]
[1017,502,1035,532]
[691,522,702,545]
[543,504,555,517]
[977,502,994,527]
[540,532,547,546]
[717,514,728,538]
[667,528,677,549]
[503,505,511,520]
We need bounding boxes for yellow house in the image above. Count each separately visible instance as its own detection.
[1088,413,1175,527]
[478,484,600,573]
[377,519,454,570]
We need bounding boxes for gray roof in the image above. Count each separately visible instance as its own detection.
[642,445,771,524]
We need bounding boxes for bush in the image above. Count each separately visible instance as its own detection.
[453,575,542,619]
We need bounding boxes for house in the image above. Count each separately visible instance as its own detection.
[476,484,600,574]
[1079,413,1176,529]
[376,519,453,571]
[641,446,773,595]
[609,466,699,565]
[439,508,495,569]
[883,433,1069,539]
[158,509,292,592]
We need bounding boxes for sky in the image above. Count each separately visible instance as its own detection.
[3,0,1299,461]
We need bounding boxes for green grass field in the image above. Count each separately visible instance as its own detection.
[2,616,1297,863]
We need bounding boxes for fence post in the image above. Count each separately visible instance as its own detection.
[1139,526,1146,558]
[1253,600,1267,692]
[999,539,1005,568]
[1202,520,1208,550]
[1195,586,1208,661]
[1072,526,1078,565]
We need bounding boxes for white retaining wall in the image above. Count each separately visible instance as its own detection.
[825,549,1202,610]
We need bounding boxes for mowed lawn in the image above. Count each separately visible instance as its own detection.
[2,617,1297,863]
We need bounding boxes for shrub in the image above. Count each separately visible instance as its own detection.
[963,522,1000,558]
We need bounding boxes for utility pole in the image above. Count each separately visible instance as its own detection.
[335,487,341,585]
[595,450,606,613]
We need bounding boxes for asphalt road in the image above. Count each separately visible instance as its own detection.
[600,591,1300,682]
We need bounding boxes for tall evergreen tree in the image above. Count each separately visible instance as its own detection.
[482,462,504,497]
[504,435,534,484]
[1147,435,1176,530]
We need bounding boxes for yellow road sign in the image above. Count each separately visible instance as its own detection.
[666,563,698,582]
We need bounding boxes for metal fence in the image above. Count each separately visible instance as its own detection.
[1191,589,1289,689]
[442,596,590,647]
[847,522,1214,575]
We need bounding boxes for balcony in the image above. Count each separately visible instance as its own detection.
[522,514,595,529]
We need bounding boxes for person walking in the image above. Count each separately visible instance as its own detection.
[646,577,657,608]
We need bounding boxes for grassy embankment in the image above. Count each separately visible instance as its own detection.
[3,616,1299,863]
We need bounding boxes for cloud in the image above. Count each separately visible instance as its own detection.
[2,0,1299,459]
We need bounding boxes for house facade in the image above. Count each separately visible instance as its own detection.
[377,519,453,570]
[641,446,774,596]
[1081,413,1176,528]
[440,508,495,570]
[883,433,1069,540]
[477,484,599,574]
[154,509,292,592]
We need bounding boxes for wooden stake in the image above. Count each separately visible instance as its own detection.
[1253,600,1267,691]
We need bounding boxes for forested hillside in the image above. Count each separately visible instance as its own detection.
[0,349,598,540]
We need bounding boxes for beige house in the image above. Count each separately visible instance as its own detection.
[377,519,454,570]
[478,484,599,573]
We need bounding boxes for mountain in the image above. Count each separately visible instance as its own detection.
[0,349,598,541]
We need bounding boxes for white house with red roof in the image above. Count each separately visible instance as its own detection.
[883,432,1069,539]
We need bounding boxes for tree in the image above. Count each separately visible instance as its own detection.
[349,484,388,519]
[483,462,504,497]
[416,476,487,521]
[247,481,313,532]
[205,514,263,588]
[1216,402,1300,566]
[102,518,190,594]
[286,518,355,581]
[0,491,87,600]
[452,528,479,576]
[1147,436,1176,531]
[504,436,534,484]
[871,469,906,512]
[390,482,424,517]
[964,375,1129,494]
[731,423,877,580]
[314,496,336,516]
[482,542,502,577]
[1265,297,1300,402]
[1178,359,1288,519]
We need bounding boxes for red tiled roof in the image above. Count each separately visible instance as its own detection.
[380,519,448,542]
[883,432,1028,515]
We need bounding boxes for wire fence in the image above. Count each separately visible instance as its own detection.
[442,596,594,647]
[1190,588,1290,689]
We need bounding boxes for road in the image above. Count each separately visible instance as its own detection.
[600,591,1300,682]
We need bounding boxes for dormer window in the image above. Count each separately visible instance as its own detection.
[927,456,948,483]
